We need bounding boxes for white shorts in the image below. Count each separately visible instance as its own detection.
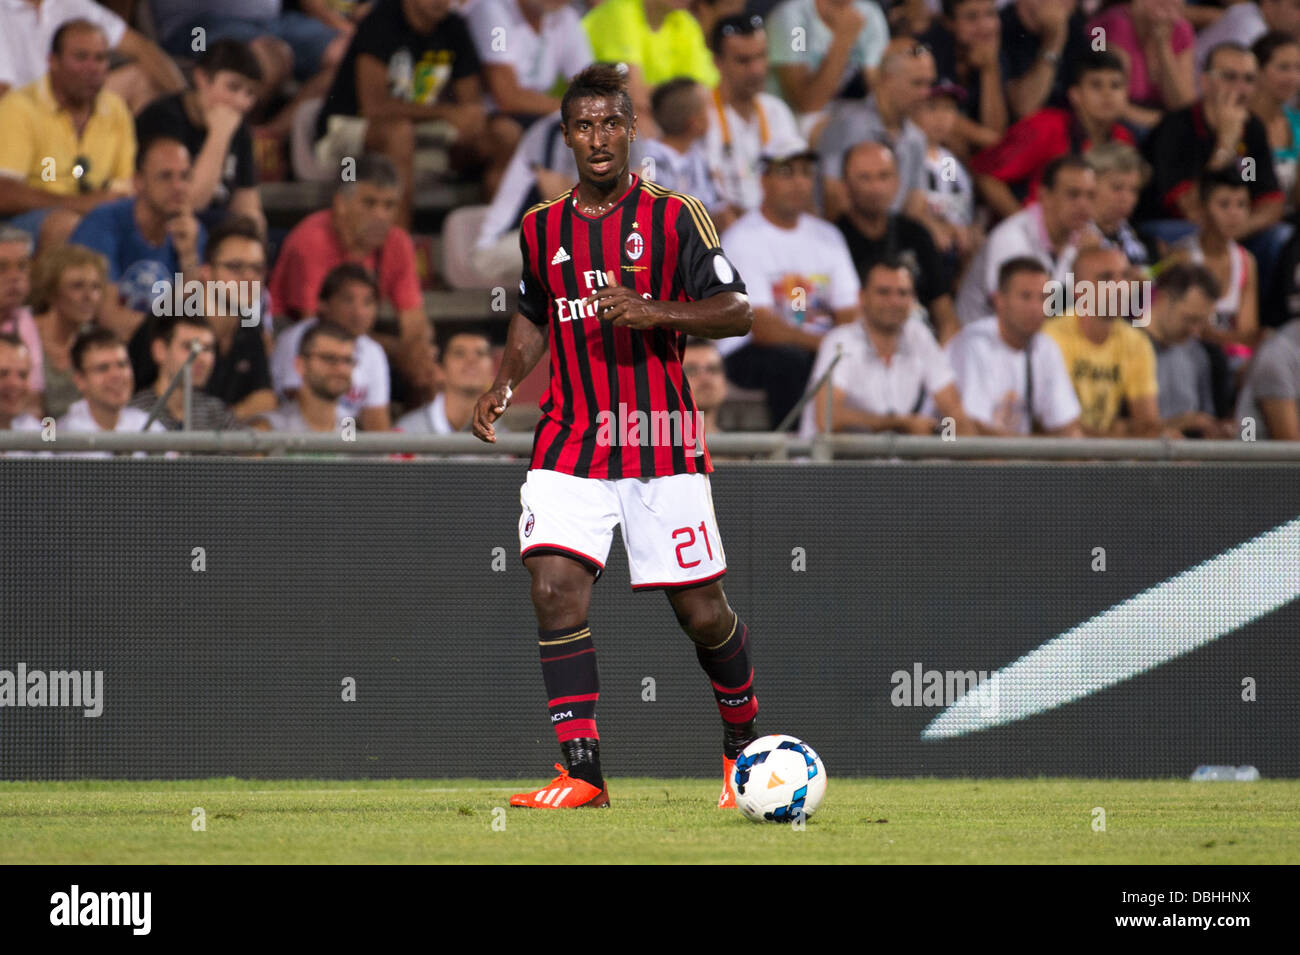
[519,469,727,590]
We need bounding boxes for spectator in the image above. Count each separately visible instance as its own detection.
[59,324,166,439]
[466,0,593,122]
[70,135,205,344]
[0,19,135,252]
[956,154,1098,325]
[315,0,492,222]
[720,138,861,428]
[272,263,391,431]
[1144,261,1236,436]
[1086,0,1197,129]
[268,153,427,352]
[703,13,800,217]
[1249,31,1300,211]
[31,243,107,419]
[819,38,935,224]
[0,226,43,417]
[946,256,1083,436]
[0,1,185,111]
[582,0,719,138]
[397,327,494,433]
[1235,315,1300,438]
[1196,0,1300,72]
[681,336,727,438]
[971,50,1132,219]
[126,315,242,430]
[1042,246,1166,437]
[1086,142,1151,269]
[135,39,265,233]
[639,78,724,220]
[1000,0,1092,118]
[252,321,356,432]
[765,0,890,139]
[834,141,959,342]
[1164,171,1259,373]
[918,0,1009,156]
[0,332,41,432]
[913,80,978,264]
[799,257,972,437]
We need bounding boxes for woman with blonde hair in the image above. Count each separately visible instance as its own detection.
[31,244,109,419]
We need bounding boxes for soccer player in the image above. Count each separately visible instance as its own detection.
[472,64,758,810]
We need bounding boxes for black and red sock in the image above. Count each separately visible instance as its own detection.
[538,621,603,786]
[695,612,759,759]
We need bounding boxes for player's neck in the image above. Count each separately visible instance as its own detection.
[574,170,633,216]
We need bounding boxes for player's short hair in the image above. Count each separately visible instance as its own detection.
[51,18,104,56]
[135,134,190,173]
[318,263,378,304]
[561,63,635,128]
[1205,41,1254,73]
[1069,50,1127,88]
[651,78,702,138]
[299,321,356,359]
[336,153,401,197]
[862,255,914,288]
[70,325,122,372]
[195,38,263,84]
[997,256,1050,292]
[204,216,265,265]
[30,243,107,314]
[1155,262,1221,303]
[1199,166,1250,201]
[1041,154,1093,191]
[709,13,764,55]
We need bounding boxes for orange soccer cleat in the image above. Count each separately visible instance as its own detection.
[718,756,738,809]
[509,763,610,809]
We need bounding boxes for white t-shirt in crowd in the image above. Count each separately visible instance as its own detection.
[720,209,860,356]
[271,318,391,416]
[57,398,165,457]
[955,204,1083,326]
[637,138,720,211]
[397,392,501,434]
[946,317,1081,434]
[0,0,127,88]
[799,316,955,437]
[703,91,801,213]
[465,0,592,99]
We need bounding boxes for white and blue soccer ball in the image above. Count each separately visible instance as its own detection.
[732,734,827,823]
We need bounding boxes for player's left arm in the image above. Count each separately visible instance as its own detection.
[586,197,752,338]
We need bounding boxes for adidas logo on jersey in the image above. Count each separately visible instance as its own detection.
[551,246,571,265]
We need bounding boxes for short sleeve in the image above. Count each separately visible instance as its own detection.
[947,335,995,425]
[919,325,956,394]
[362,340,391,407]
[1035,334,1082,430]
[0,96,36,180]
[518,217,549,325]
[467,0,510,65]
[855,1,889,69]
[1250,343,1300,400]
[1123,329,1159,401]
[675,198,745,300]
[381,229,423,311]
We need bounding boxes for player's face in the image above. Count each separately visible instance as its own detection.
[682,346,726,413]
[137,142,194,220]
[843,147,899,216]
[338,183,401,252]
[49,28,110,105]
[1069,70,1128,125]
[0,343,32,418]
[75,343,134,411]
[441,334,492,394]
[862,266,914,330]
[53,263,104,326]
[717,31,769,101]
[996,271,1051,339]
[1095,170,1140,228]
[1158,288,1213,342]
[1204,187,1250,240]
[0,241,32,315]
[564,97,636,188]
[300,338,356,402]
[161,326,216,389]
[319,281,378,338]
[1041,168,1096,235]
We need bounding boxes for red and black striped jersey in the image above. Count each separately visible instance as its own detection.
[517,173,746,479]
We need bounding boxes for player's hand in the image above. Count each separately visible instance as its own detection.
[585,284,662,330]
[472,381,512,443]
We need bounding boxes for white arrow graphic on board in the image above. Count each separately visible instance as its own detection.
[922,516,1300,740]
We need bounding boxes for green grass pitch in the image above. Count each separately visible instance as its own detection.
[2,778,1297,864]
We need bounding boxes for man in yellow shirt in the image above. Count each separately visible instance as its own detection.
[1043,246,1169,437]
[0,19,134,252]
[583,0,719,137]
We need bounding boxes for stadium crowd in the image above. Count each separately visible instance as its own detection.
[2,0,1300,445]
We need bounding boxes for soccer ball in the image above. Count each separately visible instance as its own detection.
[732,734,827,823]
